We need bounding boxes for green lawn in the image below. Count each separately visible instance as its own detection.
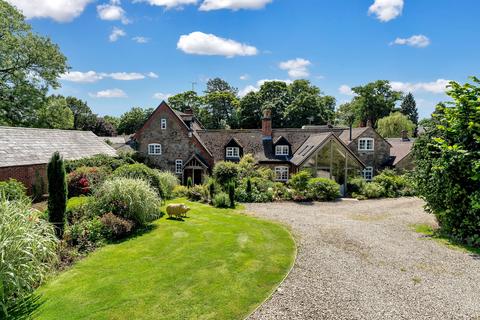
[36,199,295,320]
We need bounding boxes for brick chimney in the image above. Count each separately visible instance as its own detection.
[366,119,372,128]
[262,109,272,139]
[401,130,410,141]
[184,108,193,115]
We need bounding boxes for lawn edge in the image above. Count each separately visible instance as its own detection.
[241,215,298,320]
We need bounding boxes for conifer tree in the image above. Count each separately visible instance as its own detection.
[47,152,67,238]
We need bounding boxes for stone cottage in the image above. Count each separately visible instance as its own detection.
[0,126,117,193]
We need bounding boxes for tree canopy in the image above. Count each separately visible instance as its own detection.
[117,107,153,135]
[400,92,419,126]
[0,0,68,126]
[376,112,415,138]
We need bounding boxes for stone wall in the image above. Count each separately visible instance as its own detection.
[347,127,391,174]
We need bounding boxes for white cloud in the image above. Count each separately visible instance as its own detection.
[153,92,172,100]
[133,0,198,9]
[199,0,272,11]
[109,27,126,42]
[90,88,127,98]
[147,72,159,78]
[239,79,292,97]
[391,35,431,48]
[391,79,452,94]
[177,32,258,57]
[368,0,403,22]
[279,58,311,78]
[239,74,249,80]
[60,71,103,83]
[97,1,130,24]
[109,72,145,80]
[6,0,92,22]
[132,36,150,43]
[338,85,354,96]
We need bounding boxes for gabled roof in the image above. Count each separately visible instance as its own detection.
[386,138,414,165]
[0,126,117,168]
[339,127,392,147]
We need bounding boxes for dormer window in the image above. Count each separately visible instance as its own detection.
[226,147,240,158]
[275,145,289,156]
[161,118,167,130]
[358,138,374,151]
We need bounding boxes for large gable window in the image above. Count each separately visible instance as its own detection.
[358,138,374,151]
[275,145,289,156]
[148,143,162,155]
[275,166,289,182]
[226,147,240,158]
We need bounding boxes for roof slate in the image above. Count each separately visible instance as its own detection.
[0,126,117,168]
[386,138,414,165]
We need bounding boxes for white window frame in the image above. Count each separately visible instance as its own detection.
[275,145,289,156]
[175,159,183,174]
[226,147,240,158]
[362,167,374,181]
[161,118,167,130]
[275,166,289,182]
[358,138,374,151]
[148,143,162,155]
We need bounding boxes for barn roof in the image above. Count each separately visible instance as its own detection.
[0,126,117,168]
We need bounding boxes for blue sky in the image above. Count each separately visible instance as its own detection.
[9,0,480,119]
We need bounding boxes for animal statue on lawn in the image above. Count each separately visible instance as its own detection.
[166,204,190,219]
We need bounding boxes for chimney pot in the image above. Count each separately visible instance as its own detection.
[366,120,372,128]
[262,108,272,138]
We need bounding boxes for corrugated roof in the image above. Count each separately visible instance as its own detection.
[0,126,117,168]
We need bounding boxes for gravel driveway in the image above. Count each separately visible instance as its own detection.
[246,198,480,320]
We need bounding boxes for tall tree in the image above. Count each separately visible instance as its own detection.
[257,81,290,128]
[0,1,68,126]
[237,91,262,129]
[376,112,415,138]
[89,117,117,136]
[351,80,402,127]
[65,96,96,130]
[117,107,152,135]
[335,102,358,127]
[400,92,419,125]
[36,96,74,129]
[103,115,120,131]
[202,91,239,129]
[205,78,238,96]
[168,90,202,113]
[47,151,67,238]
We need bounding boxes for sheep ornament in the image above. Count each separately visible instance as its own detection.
[166,204,190,219]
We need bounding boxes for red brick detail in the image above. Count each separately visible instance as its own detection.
[0,164,47,195]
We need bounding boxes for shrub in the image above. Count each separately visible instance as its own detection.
[63,217,106,251]
[307,178,340,201]
[236,177,274,203]
[228,182,235,208]
[213,192,230,208]
[92,178,161,225]
[157,171,179,199]
[362,182,385,199]
[0,179,27,201]
[187,184,209,202]
[237,154,256,180]
[213,161,239,187]
[67,166,108,197]
[347,177,366,195]
[272,182,292,201]
[113,163,162,196]
[373,169,407,198]
[32,170,46,202]
[65,196,93,224]
[48,151,68,238]
[288,171,311,196]
[64,154,134,173]
[186,177,193,188]
[100,212,134,240]
[173,185,189,198]
[0,200,57,317]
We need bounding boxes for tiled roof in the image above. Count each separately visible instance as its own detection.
[386,138,414,165]
[338,127,370,144]
[0,126,117,168]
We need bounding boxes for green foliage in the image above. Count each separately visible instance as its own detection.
[47,152,67,237]
[67,166,108,197]
[362,182,385,199]
[228,182,235,208]
[172,185,189,198]
[335,102,358,127]
[32,170,45,201]
[213,161,239,187]
[157,171,179,199]
[246,178,252,194]
[36,95,74,129]
[1,292,43,320]
[288,170,312,197]
[0,178,27,201]
[377,112,415,138]
[64,216,106,252]
[186,177,193,188]
[100,212,134,240]
[272,182,292,201]
[112,163,163,196]
[202,91,240,129]
[212,192,230,208]
[0,1,68,127]
[413,77,480,247]
[351,80,403,126]
[400,92,419,126]
[64,154,134,173]
[209,182,216,200]
[373,169,410,197]
[0,200,57,317]
[236,177,274,203]
[187,185,209,203]
[117,107,153,135]
[168,90,202,113]
[92,178,161,226]
[65,96,96,131]
[307,178,340,201]
[65,196,93,224]
[350,170,414,200]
